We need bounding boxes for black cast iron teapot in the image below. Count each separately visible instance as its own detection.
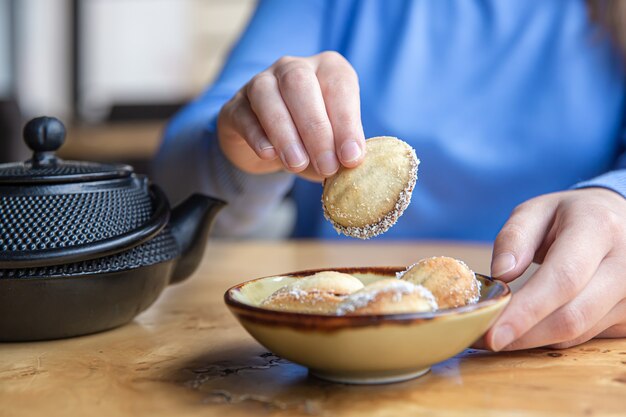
[0,117,225,342]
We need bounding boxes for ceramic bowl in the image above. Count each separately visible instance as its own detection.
[224,267,511,385]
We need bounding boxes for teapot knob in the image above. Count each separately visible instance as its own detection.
[23,117,66,168]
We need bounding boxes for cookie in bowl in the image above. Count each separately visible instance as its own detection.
[400,256,481,309]
[322,136,419,239]
[337,279,438,315]
[260,270,364,314]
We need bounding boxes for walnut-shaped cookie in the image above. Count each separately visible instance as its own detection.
[260,271,364,314]
[336,279,438,315]
[400,256,481,309]
[322,136,419,239]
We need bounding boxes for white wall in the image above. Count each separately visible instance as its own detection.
[79,0,254,122]
[15,0,71,119]
[80,0,195,121]
[0,0,11,98]
[9,0,255,122]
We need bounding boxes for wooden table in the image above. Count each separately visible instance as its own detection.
[1,241,625,417]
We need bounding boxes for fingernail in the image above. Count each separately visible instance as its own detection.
[340,141,362,163]
[491,252,516,277]
[282,144,308,169]
[316,151,339,176]
[491,324,516,352]
[257,138,276,159]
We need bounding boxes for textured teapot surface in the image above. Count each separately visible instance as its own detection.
[0,117,176,275]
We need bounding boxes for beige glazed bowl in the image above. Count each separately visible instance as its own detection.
[224,267,511,385]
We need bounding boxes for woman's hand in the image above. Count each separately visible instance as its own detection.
[217,51,365,181]
[485,187,626,351]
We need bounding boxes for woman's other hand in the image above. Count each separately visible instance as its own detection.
[486,188,626,351]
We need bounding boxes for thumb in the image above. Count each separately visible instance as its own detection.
[491,198,557,282]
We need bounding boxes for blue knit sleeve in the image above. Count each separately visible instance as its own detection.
[572,129,626,198]
[572,170,626,198]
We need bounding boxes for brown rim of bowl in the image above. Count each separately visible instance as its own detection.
[223,266,511,331]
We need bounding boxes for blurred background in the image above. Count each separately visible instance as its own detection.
[0,0,255,173]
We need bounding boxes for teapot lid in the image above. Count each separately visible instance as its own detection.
[0,117,133,185]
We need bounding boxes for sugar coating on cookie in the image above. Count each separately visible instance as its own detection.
[399,256,481,309]
[336,278,438,315]
[260,290,344,314]
[260,271,364,314]
[322,136,419,239]
[286,271,364,294]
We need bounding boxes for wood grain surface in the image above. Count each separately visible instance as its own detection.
[1,241,625,417]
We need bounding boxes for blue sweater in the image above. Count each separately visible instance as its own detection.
[154,0,626,242]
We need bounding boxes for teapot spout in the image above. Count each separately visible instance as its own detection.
[169,194,226,284]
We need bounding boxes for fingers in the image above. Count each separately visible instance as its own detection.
[246,72,310,173]
[315,51,365,168]
[274,59,338,176]
[217,95,283,175]
[491,197,558,281]
[596,319,626,339]
[223,92,277,161]
[548,297,626,349]
[487,210,612,351]
[219,52,364,178]
[499,257,622,350]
